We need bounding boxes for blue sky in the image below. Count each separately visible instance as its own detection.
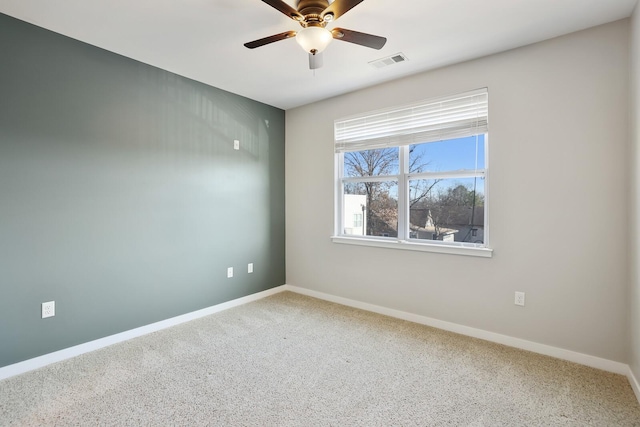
[411,134,485,173]
[344,135,487,197]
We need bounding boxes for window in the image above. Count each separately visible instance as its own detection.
[353,213,363,227]
[333,89,491,257]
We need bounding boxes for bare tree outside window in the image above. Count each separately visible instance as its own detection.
[343,147,439,237]
[410,179,485,243]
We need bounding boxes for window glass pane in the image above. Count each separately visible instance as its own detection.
[409,135,485,173]
[409,177,485,244]
[353,213,363,227]
[344,148,399,177]
[344,182,398,238]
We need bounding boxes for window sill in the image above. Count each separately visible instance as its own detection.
[331,236,493,258]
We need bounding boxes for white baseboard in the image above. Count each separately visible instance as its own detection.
[282,285,631,376]
[3,283,638,406]
[629,366,640,403]
[0,285,287,381]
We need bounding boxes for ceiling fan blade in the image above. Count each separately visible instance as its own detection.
[331,28,387,50]
[244,31,297,49]
[309,52,324,69]
[260,0,304,21]
[321,0,364,20]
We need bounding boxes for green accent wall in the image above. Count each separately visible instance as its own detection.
[0,13,285,368]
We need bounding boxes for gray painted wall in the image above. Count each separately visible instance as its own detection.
[286,20,630,362]
[631,4,640,383]
[0,13,285,368]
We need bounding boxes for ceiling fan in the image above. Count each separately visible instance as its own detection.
[244,0,387,69]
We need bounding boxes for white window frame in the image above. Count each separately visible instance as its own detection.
[332,89,492,258]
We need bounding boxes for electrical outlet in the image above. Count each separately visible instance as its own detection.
[248,263,253,273]
[514,292,525,307]
[233,140,240,150]
[227,267,233,278]
[42,301,55,318]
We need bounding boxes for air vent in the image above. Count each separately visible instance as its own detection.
[369,53,408,69]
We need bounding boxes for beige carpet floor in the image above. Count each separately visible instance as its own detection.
[1,291,639,426]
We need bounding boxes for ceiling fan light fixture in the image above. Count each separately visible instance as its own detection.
[296,26,333,54]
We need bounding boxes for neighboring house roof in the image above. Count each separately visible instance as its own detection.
[434,206,484,226]
[410,224,458,235]
[412,206,484,227]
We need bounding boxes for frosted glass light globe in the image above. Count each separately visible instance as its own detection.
[296,27,333,54]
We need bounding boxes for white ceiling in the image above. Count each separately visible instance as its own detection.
[0,0,637,110]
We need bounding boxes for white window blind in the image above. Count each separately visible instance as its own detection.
[334,88,488,153]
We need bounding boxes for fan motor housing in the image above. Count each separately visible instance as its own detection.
[297,0,330,17]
